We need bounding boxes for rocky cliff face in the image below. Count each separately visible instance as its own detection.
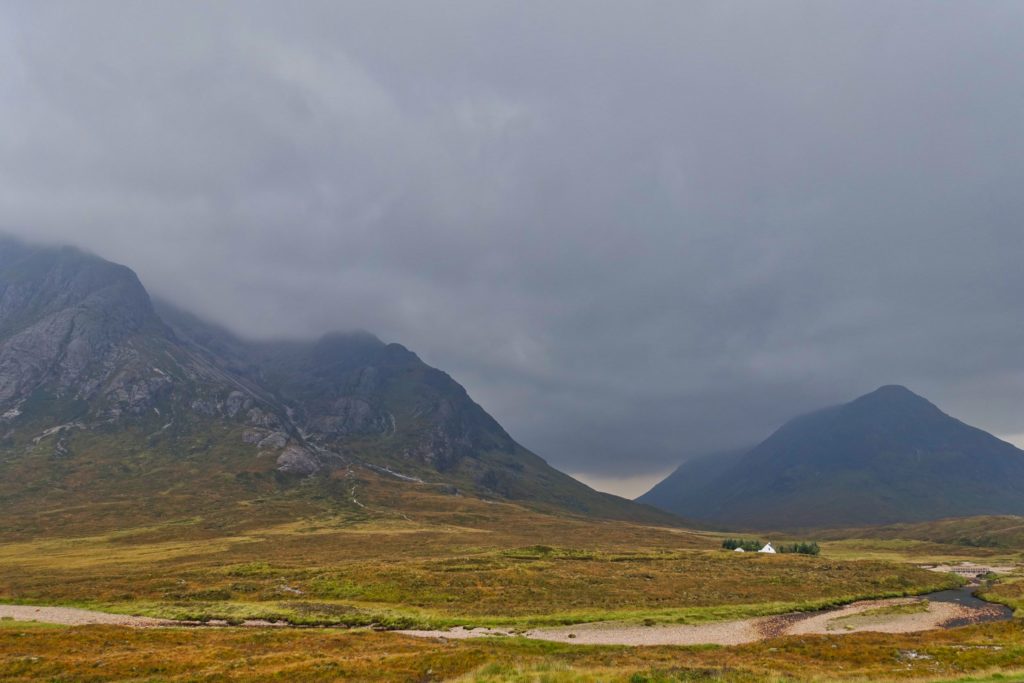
[0,238,281,428]
[156,304,520,482]
[0,239,167,415]
[0,237,670,525]
[248,332,517,473]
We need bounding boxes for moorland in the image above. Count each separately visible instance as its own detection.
[3,480,1024,681]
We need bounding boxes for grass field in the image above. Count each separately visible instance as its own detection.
[815,517,1024,565]
[0,471,1022,680]
[0,485,960,630]
[2,619,1024,681]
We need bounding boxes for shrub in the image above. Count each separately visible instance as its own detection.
[777,542,821,556]
[721,538,762,552]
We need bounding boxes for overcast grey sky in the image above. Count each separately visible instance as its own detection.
[3,1,1024,496]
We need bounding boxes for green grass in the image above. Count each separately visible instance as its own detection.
[978,577,1024,618]
[854,599,930,618]
[0,619,60,630]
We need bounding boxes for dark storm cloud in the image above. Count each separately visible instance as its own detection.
[3,1,1024,490]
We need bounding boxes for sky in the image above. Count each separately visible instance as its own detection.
[2,2,1024,498]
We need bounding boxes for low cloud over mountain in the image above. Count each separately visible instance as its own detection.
[3,2,1024,486]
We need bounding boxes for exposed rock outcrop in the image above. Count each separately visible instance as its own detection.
[0,237,675,525]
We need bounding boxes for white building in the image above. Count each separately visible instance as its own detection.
[758,542,776,554]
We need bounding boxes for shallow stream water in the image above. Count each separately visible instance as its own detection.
[922,585,1013,628]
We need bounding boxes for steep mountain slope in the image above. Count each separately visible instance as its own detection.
[155,299,658,514]
[0,238,267,429]
[0,238,674,533]
[639,385,1024,528]
[1,238,163,411]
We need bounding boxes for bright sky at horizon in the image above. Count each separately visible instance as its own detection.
[570,469,674,501]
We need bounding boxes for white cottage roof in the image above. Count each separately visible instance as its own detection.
[758,543,776,554]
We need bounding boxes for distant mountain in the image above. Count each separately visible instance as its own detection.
[0,237,674,533]
[638,385,1024,528]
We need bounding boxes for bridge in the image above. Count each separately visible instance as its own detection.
[946,565,992,577]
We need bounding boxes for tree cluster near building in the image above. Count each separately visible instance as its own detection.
[721,539,820,555]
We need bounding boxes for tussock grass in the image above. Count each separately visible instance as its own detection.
[979,577,1024,618]
[3,620,1024,681]
[0,524,957,628]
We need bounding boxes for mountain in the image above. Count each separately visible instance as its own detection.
[0,237,674,534]
[638,385,1024,529]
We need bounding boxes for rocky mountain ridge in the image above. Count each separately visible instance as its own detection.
[0,237,671,526]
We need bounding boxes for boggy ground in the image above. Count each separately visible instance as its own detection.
[0,536,957,631]
[2,477,1024,680]
[3,619,1024,681]
[0,487,958,630]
